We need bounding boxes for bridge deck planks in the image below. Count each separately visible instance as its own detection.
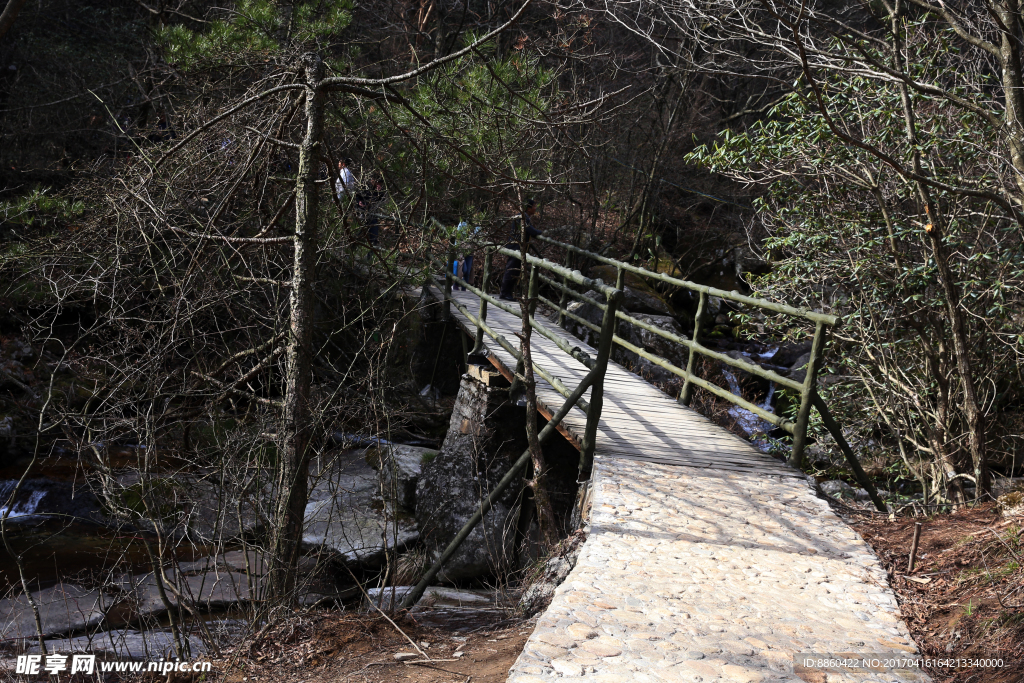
[430,285,798,477]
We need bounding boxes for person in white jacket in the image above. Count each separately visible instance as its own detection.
[335,158,356,199]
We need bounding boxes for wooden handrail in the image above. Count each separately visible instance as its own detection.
[529,235,840,470]
[536,272,806,393]
[535,234,840,326]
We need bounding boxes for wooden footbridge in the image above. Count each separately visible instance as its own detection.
[400,235,883,608]
[439,285,795,477]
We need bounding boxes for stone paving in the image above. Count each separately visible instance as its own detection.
[507,458,931,683]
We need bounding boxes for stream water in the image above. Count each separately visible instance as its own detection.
[0,481,46,519]
[720,346,786,454]
[0,452,213,592]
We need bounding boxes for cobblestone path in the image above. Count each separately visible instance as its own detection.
[507,460,929,683]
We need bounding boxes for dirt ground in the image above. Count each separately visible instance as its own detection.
[848,502,1024,683]
[45,503,1024,683]
[147,611,534,683]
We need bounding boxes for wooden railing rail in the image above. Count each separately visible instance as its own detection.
[531,236,883,514]
[536,235,839,325]
[432,245,622,468]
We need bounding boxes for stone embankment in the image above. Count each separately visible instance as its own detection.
[508,458,929,683]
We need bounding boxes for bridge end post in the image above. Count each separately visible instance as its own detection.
[471,249,491,355]
[580,287,622,479]
[789,321,828,469]
[679,290,707,406]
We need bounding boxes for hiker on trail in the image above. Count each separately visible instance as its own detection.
[499,199,542,301]
[335,158,356,199]
[356,171,384,246]
[452,220,482,291]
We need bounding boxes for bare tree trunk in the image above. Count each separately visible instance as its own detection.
[922,215,989,495]
[892,12,988,496]
[992,0,1024,199]
[269,53,325,601]
[518,244,558,549]
[521,316,558,549]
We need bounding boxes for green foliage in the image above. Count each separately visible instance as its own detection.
[0,187,86,228]
[0,0,150,171]
[159,0,352,68]
[686,30,1024,491]
[353,48,555,221]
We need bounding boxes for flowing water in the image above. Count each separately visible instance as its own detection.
[721,359,785,454]
[0,481,46,519]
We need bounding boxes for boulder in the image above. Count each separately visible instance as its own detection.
[561,297,689,383]
[819,480,855,500]
[772,341,813,368]
[621,287,673,316]
[1,338,35,362]
[993,478,1024,498]
[366,444,435,511]
[115,569,257,615]
[684,243,769,293]
[619,314,687,363]
[0,584,110,640]
[177,549,269,576]
[615,314,689,383]
[787,351,813,383]
[998,490,1024,517]
[363,585,494,611]
[0,359,33,392]
[415,375,527,582]
[590,265,674,316]
[561,292,604,348]
[303,449,418,565]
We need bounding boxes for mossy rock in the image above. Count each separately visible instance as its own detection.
[590,265,676,317]
[645,245,685,278]
[998,490,1024,517]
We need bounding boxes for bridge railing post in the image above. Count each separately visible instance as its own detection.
[789,321,827,469]
[509,263,539,396]
[580,287,622,479]
[443,249,454,321]
[679,290,707,406]
[557,274,569,328]
[528,262,539,318]
[471,249,491,355]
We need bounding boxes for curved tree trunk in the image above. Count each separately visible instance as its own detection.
[0,0,29,42]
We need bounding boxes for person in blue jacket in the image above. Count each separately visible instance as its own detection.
[452,221,482,291]
[499,199,542,300]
